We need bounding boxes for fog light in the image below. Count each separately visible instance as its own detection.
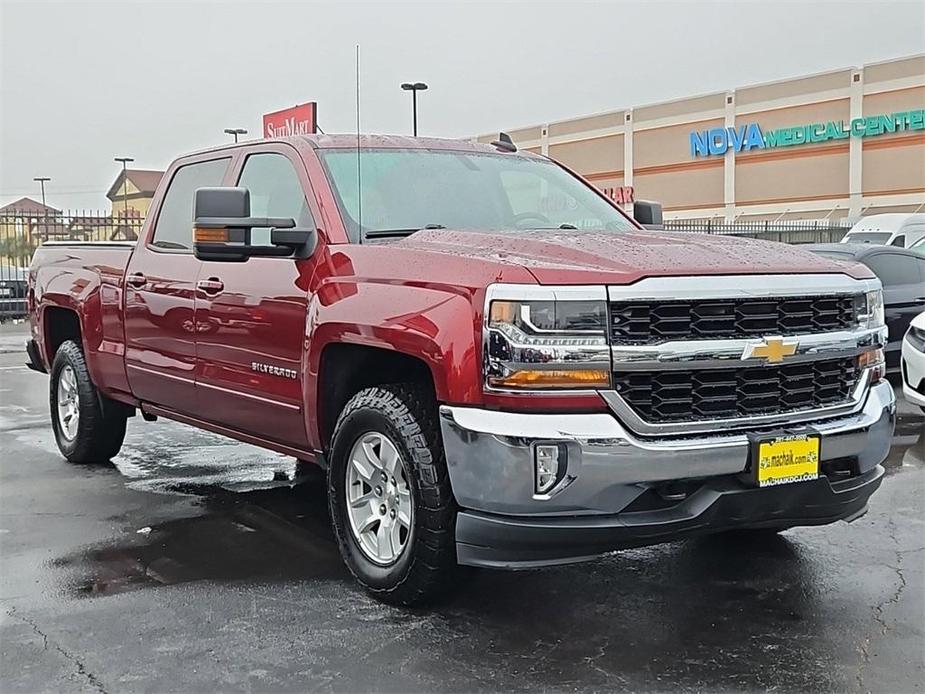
[535,444,564,494]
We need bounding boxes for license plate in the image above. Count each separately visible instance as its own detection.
[754,434,820,488]
[0,288,11,297]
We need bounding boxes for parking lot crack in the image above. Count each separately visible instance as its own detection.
[855,516,909,691]
[5,606,108,693]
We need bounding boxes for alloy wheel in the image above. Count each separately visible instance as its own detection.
[345,431,414,565]
[56,365,80,440]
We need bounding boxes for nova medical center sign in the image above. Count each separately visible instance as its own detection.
[690,109,925,158]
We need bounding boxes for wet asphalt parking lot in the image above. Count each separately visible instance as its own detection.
[0,324,922,693]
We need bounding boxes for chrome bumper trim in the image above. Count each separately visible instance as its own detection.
[610,325,887,370]
[439,380,895,516]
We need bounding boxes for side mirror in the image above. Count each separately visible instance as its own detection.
[633,200,663,230]
[193,187,317,262]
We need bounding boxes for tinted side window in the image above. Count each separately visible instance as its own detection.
[237,153,313,245]
[864,253,923,286]
[151,158,230,250]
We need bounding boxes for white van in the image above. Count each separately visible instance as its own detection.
[841,213,925,247]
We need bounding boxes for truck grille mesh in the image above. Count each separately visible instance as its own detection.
[610,296,857,344]
[613,357,859,423]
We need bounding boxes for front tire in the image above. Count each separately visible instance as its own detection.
[328,384,460,606]
[49,340,127,463]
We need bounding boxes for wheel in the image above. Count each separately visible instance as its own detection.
[328,384,460,606]
[49,340,127,463]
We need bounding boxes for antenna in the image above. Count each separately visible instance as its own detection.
[491,132,517,152]
[355,44,363,243]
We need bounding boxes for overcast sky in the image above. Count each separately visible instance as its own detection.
[1,0,923,210]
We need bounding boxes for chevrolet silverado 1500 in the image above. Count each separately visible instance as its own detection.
[27,135,894,605]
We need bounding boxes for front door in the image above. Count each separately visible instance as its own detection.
[124,156,231,413]
[194,147,317,448]
[864,251,925,369]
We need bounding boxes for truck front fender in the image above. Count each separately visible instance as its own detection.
[304,280,482,451]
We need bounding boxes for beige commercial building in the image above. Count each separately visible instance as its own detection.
[478,54,925,222]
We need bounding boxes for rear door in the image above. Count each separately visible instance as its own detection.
[863,251,925,368]
[194,145,318,448]
[124,156,231,412]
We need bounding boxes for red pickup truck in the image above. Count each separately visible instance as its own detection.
[27,135,894,605]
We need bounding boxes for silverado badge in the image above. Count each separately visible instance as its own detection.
[742,336,799,364]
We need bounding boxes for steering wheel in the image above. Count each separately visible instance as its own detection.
[511,212,552,228]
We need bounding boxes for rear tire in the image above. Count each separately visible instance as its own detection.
[328,384,461,606]
[49,340,127,463]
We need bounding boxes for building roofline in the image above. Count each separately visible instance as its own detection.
[476,52,925,139]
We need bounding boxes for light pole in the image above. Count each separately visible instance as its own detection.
[33,177,51,208]
[114,157,134,220]
[224,128,247,143]
[400,82,428,137]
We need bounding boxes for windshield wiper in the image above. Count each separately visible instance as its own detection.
[364,224,445,239]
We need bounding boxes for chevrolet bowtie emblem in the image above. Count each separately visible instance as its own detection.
[742,336,799,363]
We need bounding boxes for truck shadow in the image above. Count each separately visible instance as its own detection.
[55,401,920,605]
[49,464,893,692]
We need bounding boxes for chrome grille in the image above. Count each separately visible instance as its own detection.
[610,295,858,344]
[613,357,859,423]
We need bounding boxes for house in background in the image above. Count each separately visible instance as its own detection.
[0,197,61,218]
[106,169,164,220]
[0,197,65,239]
[0,197,65,265]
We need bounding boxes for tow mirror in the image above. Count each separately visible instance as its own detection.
[633,200,664,230]
[192,187,317,262]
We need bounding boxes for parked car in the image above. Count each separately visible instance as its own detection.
[0,265,28,321]
[901,311,925,413]
[28,135,894,605]
[806,244,925,370]
[840,213,925,247]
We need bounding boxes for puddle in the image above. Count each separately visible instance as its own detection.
[54,481,348,599]
[112,424,297,496]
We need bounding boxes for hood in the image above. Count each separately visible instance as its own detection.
[394,229,873,284]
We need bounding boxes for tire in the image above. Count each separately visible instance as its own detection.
[328,384,460,606]
[49,340,127,463]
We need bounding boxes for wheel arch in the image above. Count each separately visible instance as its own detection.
[314,342,438,451]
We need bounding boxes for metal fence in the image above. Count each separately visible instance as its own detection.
[0,210,144,321]
[662,219,851,244]
[0,210,854,321]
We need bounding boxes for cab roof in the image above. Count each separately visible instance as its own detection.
[183,134,543,159]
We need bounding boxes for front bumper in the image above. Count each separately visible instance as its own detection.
[440,380,895,568]
[455,466,884,568]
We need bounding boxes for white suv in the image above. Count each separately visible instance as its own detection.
[902,310,925,413]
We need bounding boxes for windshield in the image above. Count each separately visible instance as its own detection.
[844,231,892,244]
[319,148,636,240]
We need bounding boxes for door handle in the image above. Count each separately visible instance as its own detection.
[197,277,224,294]
[126,272,146,288]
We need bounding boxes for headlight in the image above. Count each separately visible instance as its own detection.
[485,297,611,390]
[857,289,885,329]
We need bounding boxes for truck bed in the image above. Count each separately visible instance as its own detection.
[30,241,136,397]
